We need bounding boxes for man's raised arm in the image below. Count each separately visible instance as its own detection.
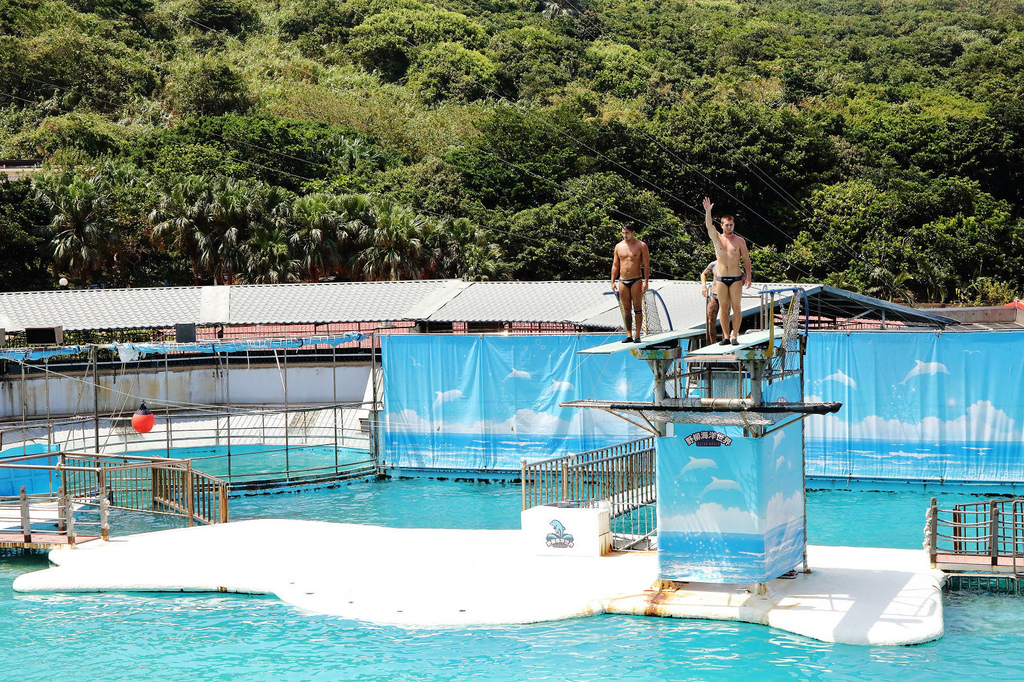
[702,197,718,244]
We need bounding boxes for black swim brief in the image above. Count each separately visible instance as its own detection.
[618,277,642,287]
[715,274,744,286]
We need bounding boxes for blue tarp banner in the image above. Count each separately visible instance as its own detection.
[381,334,654,471]
[657,423,805,583]
[113,333,364,360]
[806,331,1024,483]
[0,346,85,361]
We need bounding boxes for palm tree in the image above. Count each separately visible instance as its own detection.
[239,224,298,284]
[289,193,343,282]
[36,172,119,284]
[149,175,216,284]
[351,199,432,281]
[429,217,511,281]
[866,266,916,305]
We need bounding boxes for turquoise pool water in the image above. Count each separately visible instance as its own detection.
[2,481,1023,680]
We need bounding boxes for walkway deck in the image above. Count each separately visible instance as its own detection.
[12,520,943,646]
[0,533,99,550]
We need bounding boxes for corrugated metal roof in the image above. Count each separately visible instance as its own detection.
[0,279,954,332]
[0,287,204,332]
[223,281,453,325]
[0,281,452,331]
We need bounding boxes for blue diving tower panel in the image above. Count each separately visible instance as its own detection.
[656,420,805,583]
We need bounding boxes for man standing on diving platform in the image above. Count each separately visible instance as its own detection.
[703,197,751,345]
[610,223,650,343]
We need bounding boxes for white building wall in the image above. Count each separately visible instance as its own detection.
[0,363,372,420]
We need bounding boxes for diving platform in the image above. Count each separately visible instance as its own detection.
[12,520,944,646]
[560,398,843,429]
[579,327,706,355]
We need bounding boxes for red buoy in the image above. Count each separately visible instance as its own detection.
[132,402,156,434]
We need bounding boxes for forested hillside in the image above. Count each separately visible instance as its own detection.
[1,0,1022,303]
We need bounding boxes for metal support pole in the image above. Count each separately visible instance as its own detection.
[283,350,289,478]
[91,346,100,453]
[370,333,380,469]
[224,352,231,478]
[164,353,171,457]
[333,346,339,474]
[20,360,26,456]
[44,357,51,452]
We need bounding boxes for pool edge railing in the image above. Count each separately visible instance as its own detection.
[521,437,657,549]
[0,451,229,547]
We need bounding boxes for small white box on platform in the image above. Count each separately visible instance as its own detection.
[521,500,612,557]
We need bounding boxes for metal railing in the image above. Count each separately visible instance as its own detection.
[1,402,378,489]
[927,496,1024,573]
[521,437,657,549]
[0,451,228,547]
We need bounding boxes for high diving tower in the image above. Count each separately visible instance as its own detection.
[563,289,842,584]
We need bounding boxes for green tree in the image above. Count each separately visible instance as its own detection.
[178,0,260,35]
[35,171,120,284]
[166,57,254,118]
[408,43,497,104]
[0,178,50,290]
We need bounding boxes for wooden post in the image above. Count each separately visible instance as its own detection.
[928,497,938,567]
[219,482,228,523]
[97,468,109,541]
[19,486,31,543]
[57,485,66,532]
[185,460,194,527]
[67,493,76,545]
[991,501,1000,567]
[561,460,569,501]
[521,459,527,510]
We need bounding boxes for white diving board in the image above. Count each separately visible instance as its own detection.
[579,327,706,355]
[682,327,785,358]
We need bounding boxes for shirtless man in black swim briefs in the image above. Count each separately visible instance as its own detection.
[703,197,751,345]
[610,223,650,343]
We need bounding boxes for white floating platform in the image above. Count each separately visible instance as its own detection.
[12,520,943,645]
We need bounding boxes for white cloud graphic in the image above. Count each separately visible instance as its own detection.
[822,369,857,389]
[901,360,949,384]
[764,491,803,528]
[807,400,1021,442]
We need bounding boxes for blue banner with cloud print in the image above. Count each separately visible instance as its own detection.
[805,330,1024,484]
[657,422,805,583]
[380,334,654,471]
